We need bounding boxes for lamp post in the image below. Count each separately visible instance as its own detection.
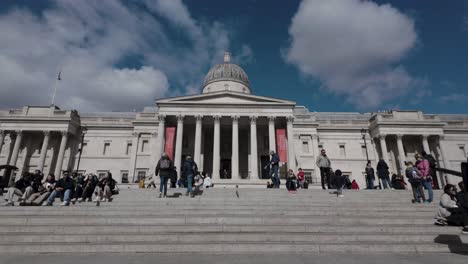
[75,126,88,175]
[361,128,369,162]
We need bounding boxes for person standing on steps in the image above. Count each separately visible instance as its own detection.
[265,150,280,189]
[377,159,391,190]
[416,153,433,203]
[155,153,173,198]
[182,155,198,198]
[365,161,375,190]
[316,149,331,190]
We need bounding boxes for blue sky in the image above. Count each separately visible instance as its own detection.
[0,0,466,113]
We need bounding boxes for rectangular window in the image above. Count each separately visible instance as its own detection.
[141,140,149,152]
[103,142,110,155]
[459,145,466,158]
[126,143,132,155]
[97,170,109,179]
[302,141,310,153]
[137,171,146,181]
[121,170,129,183]
[339,144,346,157]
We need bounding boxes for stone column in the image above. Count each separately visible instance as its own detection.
[212,115,221,180]
[129,132,140,183]
[155,115,165,160]
[231,115,240,180]
[174,115,184,176]
[0,130,5,154]
[396,134,406,175]
[286,116,296,172]
[379,134,389,165]
[54,131,69,179]
[311,134,320,182]
[9,130,23,167]
[249,116,258,180]
[38,130,50,173]
[268,116,276,153]
[194,115,203,166]
[422,134,430,154]
[438,135,451,171]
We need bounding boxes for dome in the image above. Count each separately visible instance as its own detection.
[202,52,251,94]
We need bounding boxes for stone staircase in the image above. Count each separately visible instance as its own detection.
[0,187,466,254]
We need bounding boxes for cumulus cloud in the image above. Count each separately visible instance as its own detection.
[440,93,468,103]
[284,0,419,109]
[0,0,251,111]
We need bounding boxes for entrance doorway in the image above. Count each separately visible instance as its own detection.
[260,155,270,179]
[221,159,231,179]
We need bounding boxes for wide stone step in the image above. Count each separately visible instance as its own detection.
[0,232,462,244]
[0,216,435,225]
[0,242,463,254]
[0,224,454,234]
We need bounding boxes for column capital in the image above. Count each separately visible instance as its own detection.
[231,115,240,123]
[286,116,294,123]
[213,115,221,122]
[176,114,184,122]
[312,134,318,140]
[60,130,69,137]
[43,130,50,136]
[158,115,166,122]
[249,115,257,124]
[195,115,203,122]
[396,134,404,139]
[439,134,446,141]
[379,134,387,139]
[421,134,430,140]
[268,116,276,124]
[15,130,23,135]
[132,132,139,137]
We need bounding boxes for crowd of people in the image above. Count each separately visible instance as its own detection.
[3,170,117,206]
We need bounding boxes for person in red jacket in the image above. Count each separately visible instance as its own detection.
[351,179,360,190]
[297,168,305,189]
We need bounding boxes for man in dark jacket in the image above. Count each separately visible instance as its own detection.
[377,159,391,189]
[155,153,174,198]
[365,161,375,189]
[43,171,75,206]
[265,151,280,188]
[182,155,198,197]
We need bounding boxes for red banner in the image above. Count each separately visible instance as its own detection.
[276,129,288,162]
[164,127,176,160]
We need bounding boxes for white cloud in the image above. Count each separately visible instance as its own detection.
[284,0,419,109]
[440,93,468,103]
[0,0,251,111]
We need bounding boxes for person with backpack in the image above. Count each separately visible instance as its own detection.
[265,151,280,189]
[182,155,198,198]
[377,159,392,189]
[155,153,174,198]
[405,161,426,203]
[416,153,433,203]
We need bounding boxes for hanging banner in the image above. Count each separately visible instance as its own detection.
[164,127,176,160]
[276,128,288,162]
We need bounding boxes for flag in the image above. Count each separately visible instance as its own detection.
[58,71,62,81]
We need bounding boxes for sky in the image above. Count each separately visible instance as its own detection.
[0,0,467,114]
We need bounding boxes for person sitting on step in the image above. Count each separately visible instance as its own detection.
[42,171,75,206]
[286,169,297,192]
[93,171,116,202]
[3,172,31,206]
[434,184,463,226]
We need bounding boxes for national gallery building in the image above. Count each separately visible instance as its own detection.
[0,53,467,187]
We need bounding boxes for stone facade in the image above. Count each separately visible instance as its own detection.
[1,56,467,187]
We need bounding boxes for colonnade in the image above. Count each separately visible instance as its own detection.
[155,115,295,181]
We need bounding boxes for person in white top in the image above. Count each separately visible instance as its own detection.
[203,175,214,188]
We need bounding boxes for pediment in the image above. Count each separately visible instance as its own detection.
[156,91,295,106]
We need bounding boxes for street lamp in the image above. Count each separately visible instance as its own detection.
[361,128,369,162]
[75,126,88,175]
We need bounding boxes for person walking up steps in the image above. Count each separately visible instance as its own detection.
[316,149,331,190]
[265,150,280,189]
[182,155,198,198]
[155,153,173,198]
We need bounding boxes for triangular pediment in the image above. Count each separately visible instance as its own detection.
[156,91,295,106]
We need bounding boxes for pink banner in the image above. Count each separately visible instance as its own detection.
[164,127,176,160]
[276,129,288,162]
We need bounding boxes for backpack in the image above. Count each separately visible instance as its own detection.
[425,155,436,168]
[160,158,171,169]
[411,168,422,181]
